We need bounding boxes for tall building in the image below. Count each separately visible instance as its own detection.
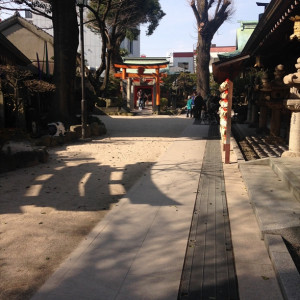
[169,52,195,73]
[167,46,237,74]
[209,45,236,72]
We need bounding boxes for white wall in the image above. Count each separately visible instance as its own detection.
[172,56,194,73]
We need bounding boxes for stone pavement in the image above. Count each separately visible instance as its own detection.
[32,122,208,300]
[31,121,288,300]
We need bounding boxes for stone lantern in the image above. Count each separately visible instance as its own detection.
[266,65,289,136]
[257,72,272,132]
[283,57,300,157]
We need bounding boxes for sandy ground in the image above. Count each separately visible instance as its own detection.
[0,113,192,300]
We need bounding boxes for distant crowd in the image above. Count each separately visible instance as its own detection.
[137,89,151,110]
[185,92,219,123]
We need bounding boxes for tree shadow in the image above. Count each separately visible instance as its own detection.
[0,152,182,215]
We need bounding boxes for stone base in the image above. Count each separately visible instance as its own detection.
[0,142,49,173]
[281,150,300,157]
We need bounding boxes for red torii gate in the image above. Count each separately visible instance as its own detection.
[114,63,168,110]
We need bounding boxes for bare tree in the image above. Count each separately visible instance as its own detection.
[189,0,233,97]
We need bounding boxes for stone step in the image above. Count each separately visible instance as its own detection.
[232,123,289,161]
[239,158,300,300]
[270,157,300,203]
[245,136,267,158]
[239,158,300,233]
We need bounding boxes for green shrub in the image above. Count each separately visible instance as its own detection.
[160,97,168,110]
[88,116,103,125]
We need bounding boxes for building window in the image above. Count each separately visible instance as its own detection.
[178,62,189,71]
[25,10,32,19]
[129,40,133,54]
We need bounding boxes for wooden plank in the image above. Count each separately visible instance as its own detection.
[114,63,168,69]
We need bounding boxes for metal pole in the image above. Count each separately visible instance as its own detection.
[79,5,86,139]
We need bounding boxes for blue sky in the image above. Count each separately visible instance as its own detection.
[140,0,264,57]
[0,0,264,57]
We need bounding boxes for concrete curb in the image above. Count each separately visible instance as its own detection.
[230,136,245,162]
[265,234,300,300]
[225,137,283,299]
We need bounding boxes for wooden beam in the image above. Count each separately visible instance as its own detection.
[114,73,164,79]
[114,64,168,69]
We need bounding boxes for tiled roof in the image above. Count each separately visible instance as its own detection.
[210,46,236,52]
[173,52,194,57]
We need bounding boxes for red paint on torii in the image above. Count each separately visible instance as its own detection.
[114,63,168,106]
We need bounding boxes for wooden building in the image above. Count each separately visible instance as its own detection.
[213,0,300,157]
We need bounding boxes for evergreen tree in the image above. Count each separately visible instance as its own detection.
[87,0,165,95]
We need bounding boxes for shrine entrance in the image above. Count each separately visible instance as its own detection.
[134,86,153,108]
[114,60,168,113]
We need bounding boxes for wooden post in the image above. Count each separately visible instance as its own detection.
[122,67,127,80]
[155,68,160,113]
[224,79,233,164]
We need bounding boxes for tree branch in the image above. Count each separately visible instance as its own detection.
[208,0,215,10]
[0,0,52,19]
[216,0,231,20]
[214,0,221,17]
[20,0,52,18]
[209,0,232,36]
[189,0,201,25]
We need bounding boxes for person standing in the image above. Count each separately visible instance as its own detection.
[194,92,206,120]
[191,94,195,117]
[186,96,193,118]
[137,89,144,110]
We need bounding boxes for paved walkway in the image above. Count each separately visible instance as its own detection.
[31,121,283,300]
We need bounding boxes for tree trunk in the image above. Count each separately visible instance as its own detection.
[190,0,232,99]
[100,49,112,96]
[196,34,211,98]
[111,38,123,71]
[100,36,122,96]
[51,0,79,126]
